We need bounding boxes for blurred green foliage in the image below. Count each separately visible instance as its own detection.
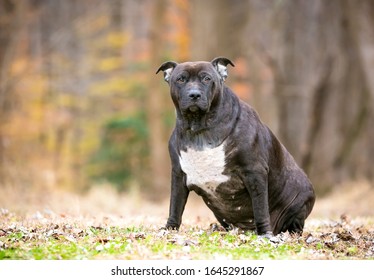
[87,114,148,191]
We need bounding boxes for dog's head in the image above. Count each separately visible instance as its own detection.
[156,57,234,115]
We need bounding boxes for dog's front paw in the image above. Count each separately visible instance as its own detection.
[158,224,179,237]
[163,224,180,231]
[258,231,282,243]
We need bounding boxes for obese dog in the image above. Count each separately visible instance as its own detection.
[156,57,315,237]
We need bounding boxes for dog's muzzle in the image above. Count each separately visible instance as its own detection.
[181,89,209,113]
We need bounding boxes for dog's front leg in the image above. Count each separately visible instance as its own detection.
[165,169,189,230]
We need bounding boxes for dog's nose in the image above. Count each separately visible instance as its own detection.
[188,90,201,100]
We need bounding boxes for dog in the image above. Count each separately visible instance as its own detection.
[156,57,315,237]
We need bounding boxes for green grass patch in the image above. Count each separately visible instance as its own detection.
[1,215,373,260]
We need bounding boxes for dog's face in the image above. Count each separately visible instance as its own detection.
[156,57,235,116]
[170,62,216,113]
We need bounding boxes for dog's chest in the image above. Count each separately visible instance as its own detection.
[179,142,230,192]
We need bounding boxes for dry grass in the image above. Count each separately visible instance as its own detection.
[1,180,373,222]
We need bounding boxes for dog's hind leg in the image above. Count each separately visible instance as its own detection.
[274,191,315,235]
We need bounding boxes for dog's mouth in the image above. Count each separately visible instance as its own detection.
[181,102,209,114]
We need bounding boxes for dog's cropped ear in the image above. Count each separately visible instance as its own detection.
[211,57,235,81]
[156,61,178,83]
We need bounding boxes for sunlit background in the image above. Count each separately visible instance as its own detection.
[0,0,373,219]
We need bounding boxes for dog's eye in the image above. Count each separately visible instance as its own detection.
[177,76,187,83]
[203,76,211,82]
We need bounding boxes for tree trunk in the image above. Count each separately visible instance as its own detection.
[147,0,170,198]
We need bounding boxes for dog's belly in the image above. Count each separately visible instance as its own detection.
[203,181,255,229]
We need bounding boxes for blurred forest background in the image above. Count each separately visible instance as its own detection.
[1,0,374,207]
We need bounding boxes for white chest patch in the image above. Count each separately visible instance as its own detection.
[179,142,230,192]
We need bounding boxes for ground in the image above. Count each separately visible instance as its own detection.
[0,181,373,259]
